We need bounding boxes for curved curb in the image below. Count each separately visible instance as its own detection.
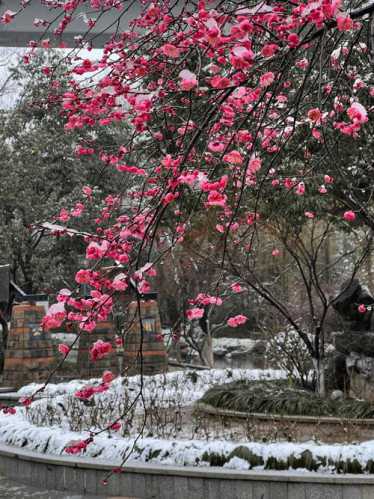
[194,402,374,444]
[194,401,374,425]
[0,442,374,497]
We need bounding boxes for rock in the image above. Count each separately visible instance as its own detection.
[332,278,374,331]
[230,349,250,359]
[330,390,344,401]
[335,332,374,357]
[350,369,374,401]
[251,341,266,355]
[212,338,264,357]
[213,348,227,358]
[325,352,349,394]
[330,280,374,400]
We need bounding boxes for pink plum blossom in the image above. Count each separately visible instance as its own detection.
[259,72,275,87]
[58,344,70,356]
[343,210,356,222]
[179,69,198,91]
[231,283,243,293]
[227,315,248,327]
[206,191,227,207]
[223,150,243,165]
[186,308,204,320]
[89,340,113,361]
[161,43,181,58]
[0,10,16,24]
[347,102,368,124]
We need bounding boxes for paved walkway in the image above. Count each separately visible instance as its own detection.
[0,473,105,498]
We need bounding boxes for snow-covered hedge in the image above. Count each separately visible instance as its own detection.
[18,367,283,401]
[3,368,373,473]
[18,368,285,433]
[0,410,374,473]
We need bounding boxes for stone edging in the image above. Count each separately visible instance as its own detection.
[1,442,374,497]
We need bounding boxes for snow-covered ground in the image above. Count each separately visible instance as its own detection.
[17,368,287,443]
[17,367,287,440]
[18,367,282,404]
[0,367,371,472]
[212,337,264,363]
[1,409,374,473]
[212,337,260,353]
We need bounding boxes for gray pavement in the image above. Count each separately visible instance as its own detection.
[0,474,105,499]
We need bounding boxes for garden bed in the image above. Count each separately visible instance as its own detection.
[1,369,374,473]
[194,379,374,443]
[199,380,374,419]
[194,402,374,444]
[1,411,374,473]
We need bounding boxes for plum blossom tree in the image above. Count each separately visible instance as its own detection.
[154,212,255,367]
[221,209,373,395]
[3,0,374,463]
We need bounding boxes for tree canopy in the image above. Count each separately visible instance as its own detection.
[2,0,374,415]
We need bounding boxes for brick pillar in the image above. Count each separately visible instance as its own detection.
[77,319,119,379]
[123,299,168,376]
[3,302,58,389]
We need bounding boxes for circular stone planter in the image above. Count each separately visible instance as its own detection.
[194,402,374,443]
[0,442,374,499]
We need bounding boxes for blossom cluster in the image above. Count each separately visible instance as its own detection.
[2,0,371,360]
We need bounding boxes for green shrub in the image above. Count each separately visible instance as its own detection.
[201,451,227,467]
[199,380,374,419]
[200,446,368,473]
[227,446,264,467]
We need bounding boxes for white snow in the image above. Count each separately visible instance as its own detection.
[224,456,250,470]
[1,408,374,473]
[2,367,373,473]
[17,367,283,404]
[212,337,259,350]
[16,368,286,438]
